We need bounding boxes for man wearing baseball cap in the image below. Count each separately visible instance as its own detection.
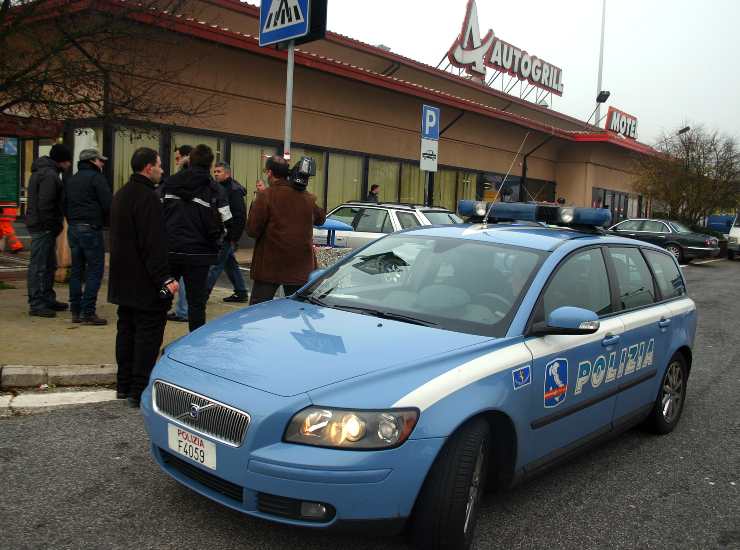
[63,148,112,325]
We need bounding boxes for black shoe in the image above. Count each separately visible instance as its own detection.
[116,390,128,399]
[127,397,141,408]
[166,312,188,322]
[50,301,69,311]
[30,308,56,318]
[81,314,107,326]
[71,312,82,323]
[223,292,249,303]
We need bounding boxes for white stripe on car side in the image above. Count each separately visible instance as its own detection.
[392,343,532,411]
[392,299,695,412]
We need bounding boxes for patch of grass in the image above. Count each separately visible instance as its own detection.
[0,281,16,290]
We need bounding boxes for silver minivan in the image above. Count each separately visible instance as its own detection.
[313,202,462,248]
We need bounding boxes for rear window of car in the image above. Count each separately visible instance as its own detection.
[644,250,686,300]
[642,220,668,233]
[423,211,463,225]
[608,247,657,310]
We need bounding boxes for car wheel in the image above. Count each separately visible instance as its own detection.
[728,250,735,260]
[665,244,683,263]
[646,353,688,434]
[410,418,490,550]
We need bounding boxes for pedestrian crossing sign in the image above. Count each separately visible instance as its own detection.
[259,0,311,47]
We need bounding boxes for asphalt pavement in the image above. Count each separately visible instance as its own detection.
[1,260,739,550]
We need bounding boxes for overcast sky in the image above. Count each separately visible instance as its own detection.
[257,0,740,144]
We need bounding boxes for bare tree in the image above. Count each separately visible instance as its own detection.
[0,0,219,124]
[634,126,740,225]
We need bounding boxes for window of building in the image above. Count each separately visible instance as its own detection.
[456,171,477,206]
[291,147,326,208]
[327,153,363,210]
[113,128,160,192]
[368,159,400,203]
[230,142,276,210]
[400,163,425,205]
[397,211,421,229]
[644,250,686,300]
[73,127,103,175]
[608,247,656,310]
[171,132,223,176]
[433,169,457,211]
[543,249,612,318]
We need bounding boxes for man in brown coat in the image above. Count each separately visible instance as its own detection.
[247,155,326,304]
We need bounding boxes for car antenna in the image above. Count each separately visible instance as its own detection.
[482,132,530,228]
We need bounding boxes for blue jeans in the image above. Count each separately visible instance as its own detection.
[68,224,105,316]
[207,242,247,295]
[27,230,58,311]
[175,277,188,318]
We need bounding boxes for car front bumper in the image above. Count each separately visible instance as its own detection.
[140,361,444,530]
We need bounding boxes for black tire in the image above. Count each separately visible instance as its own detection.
[665,243,683,263]
[410,418,491,550]
[728,250,735,261]
[646,353,688,434]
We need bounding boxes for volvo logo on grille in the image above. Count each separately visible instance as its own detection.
[178,402,215,421]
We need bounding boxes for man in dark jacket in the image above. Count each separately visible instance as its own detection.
[247,155,326,304]
[109,147,178,408]
[207,161,248,302]
[26,144,72,317]
[64,148,112,325]
[161,144,225,331]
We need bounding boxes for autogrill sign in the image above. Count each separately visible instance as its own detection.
[448,0,564,96]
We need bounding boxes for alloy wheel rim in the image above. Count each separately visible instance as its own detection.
[667,245,680,259]
[463,442,485,535]
[661,361,684,423]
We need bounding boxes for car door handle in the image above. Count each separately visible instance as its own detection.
[658,318,671,328]
[602,334,620,347]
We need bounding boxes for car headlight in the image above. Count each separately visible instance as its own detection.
[284,407,419,449]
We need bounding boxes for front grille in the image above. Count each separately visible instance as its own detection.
[160,450,243,502]
[153,380,250,446]
[257,492,336,522]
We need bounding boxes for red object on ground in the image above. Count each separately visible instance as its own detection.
[0,206,24,252]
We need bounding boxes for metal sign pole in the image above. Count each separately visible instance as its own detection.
[283,40,295,158]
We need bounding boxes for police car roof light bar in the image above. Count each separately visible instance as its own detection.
[457,200,613,228]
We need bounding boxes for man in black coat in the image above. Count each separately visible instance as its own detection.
[161,144,225,332]
[206,161,248,302]
[25,143,72,317]
[108,147,179,408]
[64,148,112,325]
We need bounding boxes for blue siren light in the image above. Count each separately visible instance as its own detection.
[457,200,612,228]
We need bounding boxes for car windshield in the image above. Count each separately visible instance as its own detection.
[298,235,544,337]
[669,221,692,233]
[423,211,463,225]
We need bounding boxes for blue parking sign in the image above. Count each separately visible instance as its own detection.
[259,0,311,47]
[422,105,440,141]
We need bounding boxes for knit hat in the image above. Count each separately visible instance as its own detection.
[49,144,72,163]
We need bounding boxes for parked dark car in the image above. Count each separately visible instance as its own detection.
[609,218,720,262]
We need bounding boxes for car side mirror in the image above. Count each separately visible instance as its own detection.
[307,268,326,285]
[532,306,600,336]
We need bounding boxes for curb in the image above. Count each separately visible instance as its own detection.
[0,364,116,389]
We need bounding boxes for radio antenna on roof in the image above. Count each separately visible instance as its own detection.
[482,132,530,228]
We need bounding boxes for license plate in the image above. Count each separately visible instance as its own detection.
[168,424,217,470]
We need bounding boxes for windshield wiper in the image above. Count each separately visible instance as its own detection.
[296,294,326,307]
[330,305,438,327]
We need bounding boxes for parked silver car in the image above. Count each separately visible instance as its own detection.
[313,202,462,248]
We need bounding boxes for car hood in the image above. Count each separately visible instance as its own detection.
[166,298,492,397]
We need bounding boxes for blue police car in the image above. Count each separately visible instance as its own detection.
[141,201,696,550]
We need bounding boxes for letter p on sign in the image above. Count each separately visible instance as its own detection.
[422,105,440,141]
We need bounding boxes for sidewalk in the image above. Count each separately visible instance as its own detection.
[0,274,251,386]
